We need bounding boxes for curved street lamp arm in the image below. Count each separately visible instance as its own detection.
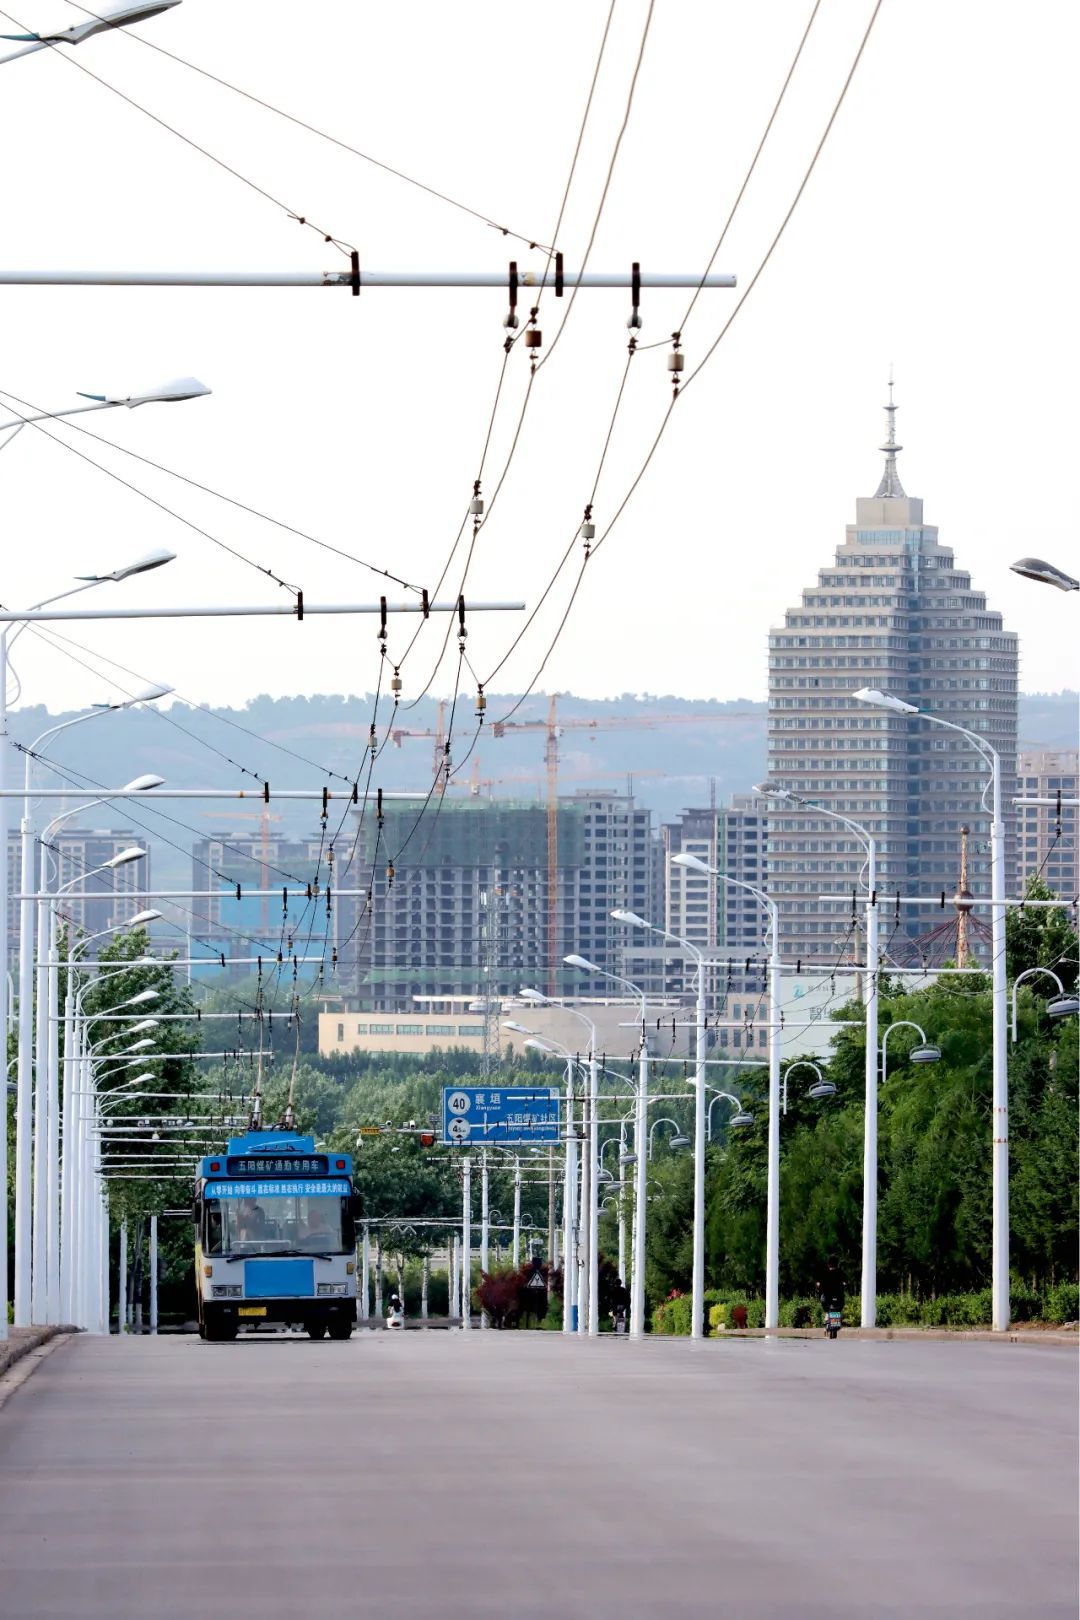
[1010,966,1066,1041]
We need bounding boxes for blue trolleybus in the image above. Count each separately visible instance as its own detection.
[194,1130,361,1340]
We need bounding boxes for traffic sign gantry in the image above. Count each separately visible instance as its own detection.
[441,1086,560,1146]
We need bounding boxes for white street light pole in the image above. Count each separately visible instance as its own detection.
[757,783,881,1326]
[672,855,781,1329]
[855,687,1009,1329]
[564,955,649,1338]
[461,1155,472,1331]
[2,549,171,1332]
[480,1150,490,1329]
[612,910,707,1339]
[512,1157,522,1269]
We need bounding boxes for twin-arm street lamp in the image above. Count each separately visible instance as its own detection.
[853,686,1011,1327]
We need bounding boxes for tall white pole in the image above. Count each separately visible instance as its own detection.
[860,845,880,1326]
[562,1062,577,1333]
[461,1155,472,1330]
[149,1214,158,1335]
[630,1036,649,1339]
[0,630,8,1340]
[577,1083,589,1336]
[360,1222,370,1320]
[13,810,35,1323]
[45,907,61,1322]
[31,865,49,1321]
[60,984,77,1322]
[451,1232,460,1323]
[691,955,707,1340]
[989,753,1009,1330]
[765,904,781,1330]
[512,1157,521,1269]
[479,1151,489,1330]
[118,1220,127,1334]
[617,1122,627,1285]
[587,1054,600,1336]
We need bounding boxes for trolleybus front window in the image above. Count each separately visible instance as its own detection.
[203,1194,351,1256]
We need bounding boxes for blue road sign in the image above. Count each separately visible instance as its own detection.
[441,1085,560,1146]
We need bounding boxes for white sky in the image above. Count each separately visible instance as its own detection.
[0,0,1076,717]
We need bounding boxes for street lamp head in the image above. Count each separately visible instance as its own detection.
[730,1110,754,1129]
[671,851,711,876]
[503,1020,533,1036]
[669,1133,691,1149]
[77,375,209,408]
[2,1,181,44]
[1010,556,1080,592]
[122,1038,156,1053]
[807,1079,837,1101]
[124,1019,159,1036]
[852,687,919,715]
[105,846,146,869]
[754,781,797,803]
[611,907,651,929]
[564,953,600,973]
[76,549,176,583]
[129,683,173,704]
[1046,994,1080,1020]
[519,987,547,1003]
[126,909,162,928]
[618,1150,638,1165]
[124,989,159,1006]
[524,1038,555,1055]
[121,774,166,792]
[910,1044,941,1064]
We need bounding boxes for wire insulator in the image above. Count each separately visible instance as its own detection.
[470,480,485,518]
[505,260,519,329]
[476,684,486,720]
[391,666,403,696]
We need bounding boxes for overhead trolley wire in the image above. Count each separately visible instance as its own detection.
[0,385,422,595]
[0,393,300,597]
[54,0,553,253]
[0,2,355,255]
[481,0,884,721]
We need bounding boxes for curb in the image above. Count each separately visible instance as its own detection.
[711,1327,1078,1346]
[0,1329,74,1411]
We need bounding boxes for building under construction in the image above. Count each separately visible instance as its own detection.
[335,791,656,1010]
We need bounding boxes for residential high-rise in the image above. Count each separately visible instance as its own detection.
[767,389,1018,963]
[1017,748,1077,899]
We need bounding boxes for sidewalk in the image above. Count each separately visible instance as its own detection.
[0,1324,74,1380]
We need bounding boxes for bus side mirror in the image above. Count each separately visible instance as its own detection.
[349,1193,363,1217]
[191,1201,200,1226]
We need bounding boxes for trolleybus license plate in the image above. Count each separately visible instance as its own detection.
[238,1306,267,1317]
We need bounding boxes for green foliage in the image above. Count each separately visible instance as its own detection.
[697,965,1078,1310]
[1045,1282,1079,1323]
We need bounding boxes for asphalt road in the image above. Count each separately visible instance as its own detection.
[0,1331,1076,1619]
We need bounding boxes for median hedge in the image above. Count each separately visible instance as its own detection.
[650,1279,1079,1333]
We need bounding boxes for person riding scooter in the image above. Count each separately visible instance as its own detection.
[385,1294,404,1330]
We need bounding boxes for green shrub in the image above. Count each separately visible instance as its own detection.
[779,1296,822,1328]
[1044,1282,1079,1323]
[875,1292,923,1326]
[745,1298,765,1328]
[1008,1275,1043,1323]
[708,1302,727,1331]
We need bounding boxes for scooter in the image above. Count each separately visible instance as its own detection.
[385,1298,404,1330]
[824,1308,842,1340]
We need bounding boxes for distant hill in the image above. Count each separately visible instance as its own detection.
[9,689,1075,884]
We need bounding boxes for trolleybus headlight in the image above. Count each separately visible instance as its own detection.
[317,1282,349,1296]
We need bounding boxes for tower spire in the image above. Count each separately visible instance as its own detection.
[873,370,906,498]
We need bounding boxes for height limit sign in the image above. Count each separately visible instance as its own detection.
[442,1086,561,1146]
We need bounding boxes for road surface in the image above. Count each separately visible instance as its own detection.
[0,1331,1075,1618]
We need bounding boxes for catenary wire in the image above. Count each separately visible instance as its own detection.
[0,385,421,594]
[0,3,354,254]
[53,0,552,253]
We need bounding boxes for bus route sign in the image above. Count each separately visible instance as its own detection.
[441,1086,560,1146]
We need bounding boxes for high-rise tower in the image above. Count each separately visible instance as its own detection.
[766,387,1018,963]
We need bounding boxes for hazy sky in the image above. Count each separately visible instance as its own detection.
[0,0,1075,721]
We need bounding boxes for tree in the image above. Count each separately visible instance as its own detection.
[1006,873,1078,993]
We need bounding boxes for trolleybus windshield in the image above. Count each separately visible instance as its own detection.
[203,1189,353,1257]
